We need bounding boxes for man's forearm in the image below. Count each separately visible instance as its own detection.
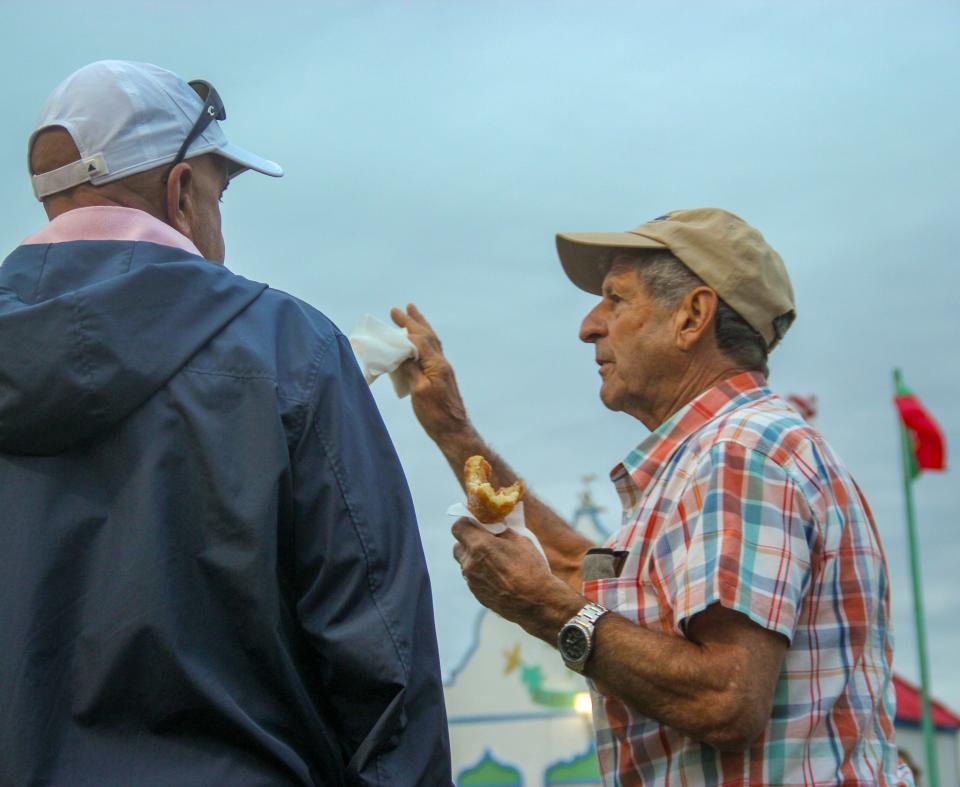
[583,606,782,750]
[431,421,592,589]
[501,566,764,750]
[511,578,730,734]
[586,614,738,741]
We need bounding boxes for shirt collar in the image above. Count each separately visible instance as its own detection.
[20,206,202,257]
[611,371,772,496]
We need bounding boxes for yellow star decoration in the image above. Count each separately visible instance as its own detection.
[502,643,522,675]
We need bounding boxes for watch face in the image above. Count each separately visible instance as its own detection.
[560,625,589,661]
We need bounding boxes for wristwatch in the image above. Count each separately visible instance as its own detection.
[558,601,609,673]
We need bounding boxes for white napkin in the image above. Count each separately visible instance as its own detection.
[446,501,548,565]
[348,314,418,398]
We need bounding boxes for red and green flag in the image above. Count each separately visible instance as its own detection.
[893,368,947,787]
[894,373,946,479]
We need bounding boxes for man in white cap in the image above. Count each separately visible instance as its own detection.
[0,61,451,785]
[393,209,911,785]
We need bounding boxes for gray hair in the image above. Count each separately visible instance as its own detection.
[606,250,770,378]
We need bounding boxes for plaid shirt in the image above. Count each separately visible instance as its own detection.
[583,373,907,786]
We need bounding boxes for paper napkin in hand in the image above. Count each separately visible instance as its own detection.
[446,501,548,565]
[348,314,418,397]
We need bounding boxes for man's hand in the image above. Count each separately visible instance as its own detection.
[390,304,592,588]
[390,304,469,443]
[451,518,585,644]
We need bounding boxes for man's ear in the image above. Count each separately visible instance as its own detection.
[164,161,195,241]
[673,286,719,351]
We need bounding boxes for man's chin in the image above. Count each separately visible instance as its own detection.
[598,385,625,413]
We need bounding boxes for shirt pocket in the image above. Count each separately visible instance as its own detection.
[583,574,673,631]
[583,574,637,618]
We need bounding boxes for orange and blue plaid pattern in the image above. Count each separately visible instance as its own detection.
[584,372,908,786]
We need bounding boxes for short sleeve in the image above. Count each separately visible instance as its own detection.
[661,440,815,642]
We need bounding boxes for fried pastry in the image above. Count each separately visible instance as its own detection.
[464,455,525,524]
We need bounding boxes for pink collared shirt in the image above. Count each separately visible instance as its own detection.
[21,206,202,257]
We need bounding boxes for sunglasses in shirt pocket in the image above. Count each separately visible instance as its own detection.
[582,547,633,613]
[582,547,629,580]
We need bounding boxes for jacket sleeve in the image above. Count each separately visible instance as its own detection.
[290,330,452,786]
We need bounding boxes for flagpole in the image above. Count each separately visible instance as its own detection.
[894,368,939,787]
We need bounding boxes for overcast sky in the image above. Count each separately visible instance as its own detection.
[2,0,958,710]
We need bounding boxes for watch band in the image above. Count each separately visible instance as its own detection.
[558,601,609,673]
[573,601,608,627]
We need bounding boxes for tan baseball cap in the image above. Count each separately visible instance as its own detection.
[556,207,796,349]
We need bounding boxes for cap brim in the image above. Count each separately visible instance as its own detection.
[217,141,283,178]
[555,231,667,294]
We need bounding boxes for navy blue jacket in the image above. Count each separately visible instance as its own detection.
[0,237,451,786]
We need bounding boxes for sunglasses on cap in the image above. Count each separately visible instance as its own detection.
[162,80,226,184]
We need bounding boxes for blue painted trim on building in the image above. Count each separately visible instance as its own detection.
[444,606,489,689]
[894,719,960,732]
[573,504,612,538]
[449,710,582,725]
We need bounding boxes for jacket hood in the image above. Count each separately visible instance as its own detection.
[0,239,267,455]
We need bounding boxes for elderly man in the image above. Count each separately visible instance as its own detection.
[393,209,908,785]
[0,61,451,785]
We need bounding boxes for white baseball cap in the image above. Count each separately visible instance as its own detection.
[29,60,283,200]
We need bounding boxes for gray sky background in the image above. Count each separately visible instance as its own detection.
[2,0,958,710]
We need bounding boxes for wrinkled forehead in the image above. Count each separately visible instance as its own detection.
[608,252,647,271]
[598,259,647,298]
[599,251,649,284]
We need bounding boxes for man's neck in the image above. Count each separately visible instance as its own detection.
[44,189,165,224]
[635,359,753,432]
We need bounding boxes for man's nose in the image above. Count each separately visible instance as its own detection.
[579,302,606,344]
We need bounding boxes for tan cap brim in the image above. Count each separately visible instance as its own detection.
[555,231,668,295]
